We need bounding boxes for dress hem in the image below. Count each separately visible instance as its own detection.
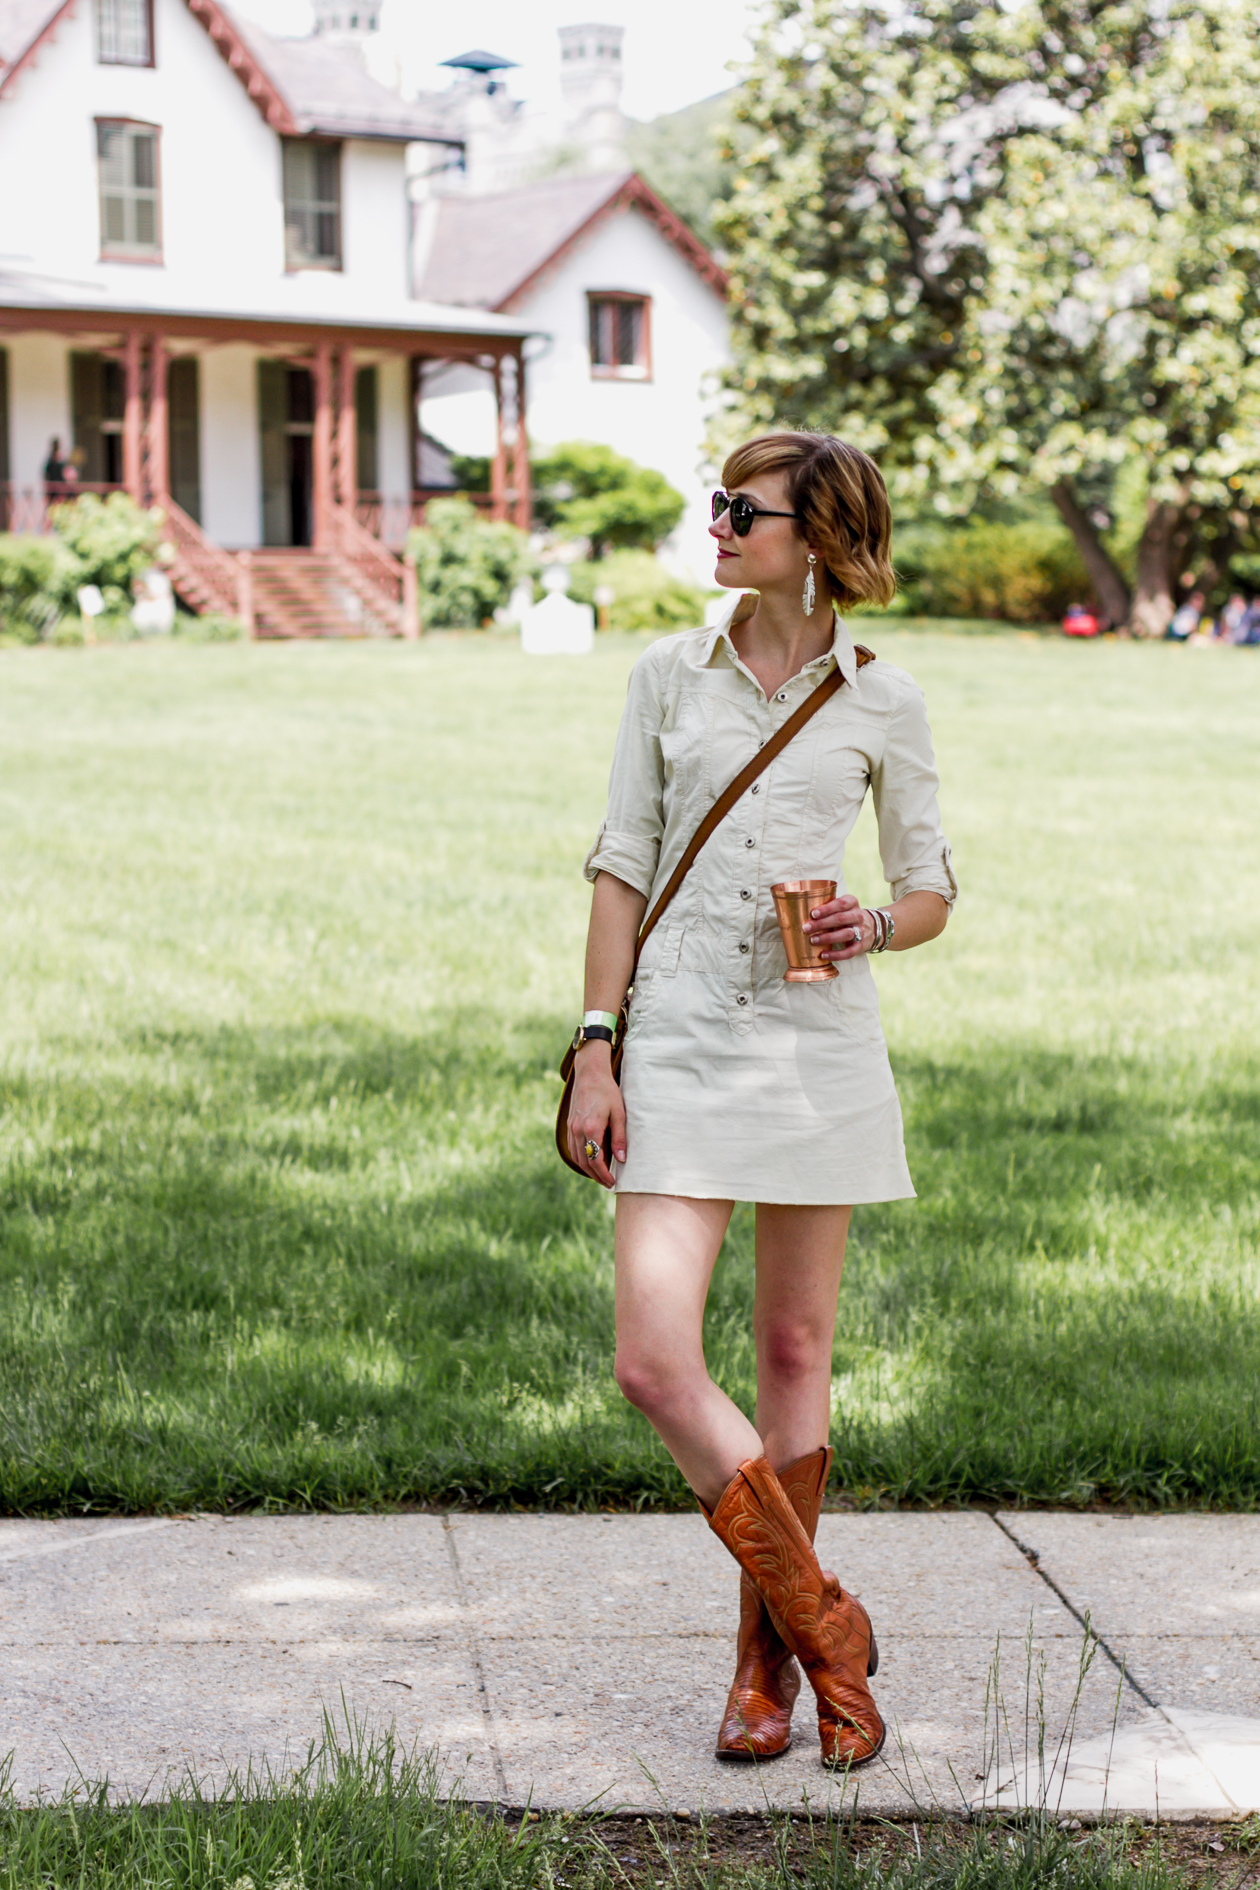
[613,1181,917,1206]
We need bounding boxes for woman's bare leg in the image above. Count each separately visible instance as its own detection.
[614,1192,762,1508]
[751,1204,851,1469]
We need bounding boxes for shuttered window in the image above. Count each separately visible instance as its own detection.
[588,294,651,380]
[282,142,342,270]
[97,121,161,259]
[97,0,152,65]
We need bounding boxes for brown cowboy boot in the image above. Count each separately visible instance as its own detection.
[708,1455,884,1770]
[714,1446,833,1760]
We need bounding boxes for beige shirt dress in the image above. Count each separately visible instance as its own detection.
[582,592,958,1207]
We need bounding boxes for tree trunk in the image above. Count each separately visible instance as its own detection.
[1130,500,1181,639]
[1050,479,1132,629]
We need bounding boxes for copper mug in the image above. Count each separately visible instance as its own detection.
[771,879,838,982]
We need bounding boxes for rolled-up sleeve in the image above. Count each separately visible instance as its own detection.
[582,652,666,899]
[870,682,958,906]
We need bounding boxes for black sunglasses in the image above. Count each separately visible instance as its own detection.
[711,489,800,536]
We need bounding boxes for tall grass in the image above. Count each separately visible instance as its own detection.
[1,634,1257,1512]
[0,1716,1218,1890]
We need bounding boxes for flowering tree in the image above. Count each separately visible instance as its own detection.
[719,0,1260,632]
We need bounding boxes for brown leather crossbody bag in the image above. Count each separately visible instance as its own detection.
[556,645,875,1177]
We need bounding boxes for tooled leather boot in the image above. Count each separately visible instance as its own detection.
[708,1455,884,1770]
[714,1446,833,1760]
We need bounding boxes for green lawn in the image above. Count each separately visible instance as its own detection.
[1,628,1257,1514]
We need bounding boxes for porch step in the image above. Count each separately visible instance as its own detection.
[249,550,395,640]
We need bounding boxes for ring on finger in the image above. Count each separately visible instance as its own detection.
[583,1139,599,1160]
[851,924,863,946]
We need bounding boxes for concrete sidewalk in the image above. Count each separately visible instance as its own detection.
[2,1510,1257,1817]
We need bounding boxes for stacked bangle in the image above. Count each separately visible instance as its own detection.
[866,907,896,953]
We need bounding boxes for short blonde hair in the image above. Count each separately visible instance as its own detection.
[721,432,895,611]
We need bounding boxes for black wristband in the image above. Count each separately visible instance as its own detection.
[572,1024,615,1049]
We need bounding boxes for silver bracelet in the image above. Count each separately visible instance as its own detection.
[875,907,895,952]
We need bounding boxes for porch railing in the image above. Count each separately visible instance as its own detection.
[1,483,128,533]
[319,500,419,639]
[155,497,249,625]
[355,489,495,549]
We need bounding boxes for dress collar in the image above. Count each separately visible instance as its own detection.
[699,589,860,690]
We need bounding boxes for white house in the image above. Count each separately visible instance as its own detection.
[0,0,533,633]
[0,0,730,628]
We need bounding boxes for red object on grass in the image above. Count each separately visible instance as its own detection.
[1062,605,1101,638]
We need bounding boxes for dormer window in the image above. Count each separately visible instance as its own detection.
[283,141,342,271]
[588,292,651,381]
[97,0,153,66]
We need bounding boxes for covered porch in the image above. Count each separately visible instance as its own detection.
[0,303,532,637]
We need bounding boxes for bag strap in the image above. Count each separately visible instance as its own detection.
[632,645,875,973]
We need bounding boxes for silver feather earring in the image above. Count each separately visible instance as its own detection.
[802,552,817,616]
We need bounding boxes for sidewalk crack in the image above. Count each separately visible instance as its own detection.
[442,1516,509,1801]
[989,1513,1159,1709]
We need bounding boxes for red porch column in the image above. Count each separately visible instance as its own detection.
[146,336,169,505]
[510,346,530,531]
[336,347,356,511]
[312,341,333,548]
[489,353,508,523]
[122,329,144,501]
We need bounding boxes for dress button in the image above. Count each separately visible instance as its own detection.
[744,836,755,848]
[739,941,749,954]
[751,784,761,795]
[736,993,748,1006]
[776,692,787,702]
[740,889,751,900]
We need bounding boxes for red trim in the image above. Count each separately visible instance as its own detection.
[183,0,296,133]
[495,173,728,312]
[0,304,530,352]
[0,0,77,99]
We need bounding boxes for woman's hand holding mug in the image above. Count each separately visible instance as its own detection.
[802,892,869,961]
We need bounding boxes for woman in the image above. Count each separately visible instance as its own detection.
[566,432,956,1770]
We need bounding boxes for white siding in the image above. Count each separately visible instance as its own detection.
[375,354,410,501]
[200,347,261,547]
[0,0,414,312]
[5,336,71,488]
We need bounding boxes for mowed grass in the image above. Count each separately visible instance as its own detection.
[1,627,1258,1515]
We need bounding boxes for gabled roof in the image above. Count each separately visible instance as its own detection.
[0,0,458,142]
[414,170,728,312]
[0,0,73,94]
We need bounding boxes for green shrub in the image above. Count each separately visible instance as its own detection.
[532,441,685,555]
[50,491,163,612]
[405,498,537,629]
[172,611,246,642]
[896,517,1090,623]
[0,534,77,643]
[567,548,712,632]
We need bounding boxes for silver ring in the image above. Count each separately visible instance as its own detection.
[852,925,863,946]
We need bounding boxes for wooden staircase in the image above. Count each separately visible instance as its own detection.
[158,496,419,640]
[249,551,392,639]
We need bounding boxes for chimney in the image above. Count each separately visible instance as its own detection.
[558,23,627,173]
